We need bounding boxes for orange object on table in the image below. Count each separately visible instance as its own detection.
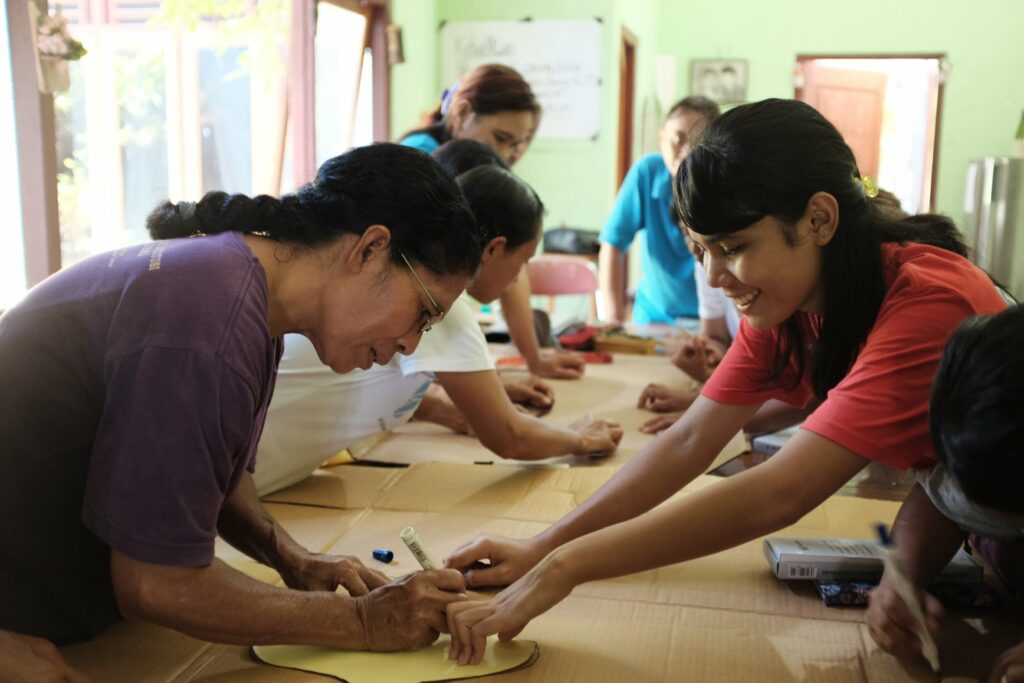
[496,351,612,367]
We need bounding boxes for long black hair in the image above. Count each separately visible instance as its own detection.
[433,139,508,177]
[676,98,967,398]
[930,305,1024,515]
[456,166,543,250]
[146,143,481,277]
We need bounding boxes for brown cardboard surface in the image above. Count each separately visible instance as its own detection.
[373,462,617,522]
[158,598,932,683]
[572,489,906,622]
[60,461,1023,682]
[496,352,701,463]
[333,474,1024,680]
[322,509,552,579]
[60,620,215,683]
[54,353,1023,682]
[437,594,930,683]
[261,465,402,510]
[66,602,1020,682]
[356,352,741,468]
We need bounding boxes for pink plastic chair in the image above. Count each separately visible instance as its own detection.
[526,255,599,320]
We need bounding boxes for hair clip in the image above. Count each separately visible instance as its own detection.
[860,175,879,198]
[440,82,460,117]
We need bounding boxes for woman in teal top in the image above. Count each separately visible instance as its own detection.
[399,64,541,168]
[400,66,585,381]
[599,96,720,324]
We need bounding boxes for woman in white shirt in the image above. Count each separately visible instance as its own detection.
[256,165,623,494]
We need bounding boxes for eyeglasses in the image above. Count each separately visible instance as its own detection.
[399,251,446,334]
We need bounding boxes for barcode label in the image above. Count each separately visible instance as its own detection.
[788,566,816,578]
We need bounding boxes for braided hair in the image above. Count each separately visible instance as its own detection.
[146,143,481,277]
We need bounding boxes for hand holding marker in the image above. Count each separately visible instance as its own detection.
[401,526,440,570]
[875,523,940,673]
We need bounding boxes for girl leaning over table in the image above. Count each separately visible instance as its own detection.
[442,98,1008,666]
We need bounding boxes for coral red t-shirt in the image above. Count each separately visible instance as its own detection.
[701,243,1007,470]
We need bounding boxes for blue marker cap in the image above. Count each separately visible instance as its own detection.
[372,548,394,564]
[875,523,891,546]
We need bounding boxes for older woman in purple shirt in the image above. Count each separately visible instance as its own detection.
[0,143,480,678]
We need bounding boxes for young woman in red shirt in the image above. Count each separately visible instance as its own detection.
[442,98,1008,665]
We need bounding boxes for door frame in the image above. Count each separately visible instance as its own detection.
[795,53,947,212]
[616,26,637,190]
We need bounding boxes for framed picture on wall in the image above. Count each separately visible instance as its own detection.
[690,59,748,104]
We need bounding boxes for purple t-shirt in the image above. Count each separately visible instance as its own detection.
[0,232,281,643]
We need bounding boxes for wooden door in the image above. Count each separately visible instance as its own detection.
[616,27,637,189]
[798,64,886,179]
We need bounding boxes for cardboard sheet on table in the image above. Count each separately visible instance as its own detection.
[262,465,403,510]
[373,462,617,522]
[323,508,552,578]
[573,490,905,621]
[251,638,538,683]
[458,592,933,683]
[360,352,711,467]
[356,417,746,470]
[60,620,215,682]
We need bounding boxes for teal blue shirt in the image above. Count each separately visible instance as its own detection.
[599,153,698,322]
[399,132,440,155]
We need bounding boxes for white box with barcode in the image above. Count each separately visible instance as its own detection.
[763,537,982,582]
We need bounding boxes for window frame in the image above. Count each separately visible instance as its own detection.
[11,0,392,284]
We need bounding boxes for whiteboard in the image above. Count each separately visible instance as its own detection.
[440,19,603,140]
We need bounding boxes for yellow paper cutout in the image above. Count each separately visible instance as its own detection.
[252,637,538,683]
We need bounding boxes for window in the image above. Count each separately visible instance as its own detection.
[56,4,290,266]
[13,0,391,279]
[314,3,374,166]
[0,5,27,309]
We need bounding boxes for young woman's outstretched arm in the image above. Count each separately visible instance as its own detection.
[445,398,867,664]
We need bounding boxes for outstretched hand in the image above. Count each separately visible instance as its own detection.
[636,383,696,413]
[670,334,723,383]
[444,534,550,589]
[503,376,555,409]
[445,558,574,666]
[532,350,586,380]
[569,416,624,456]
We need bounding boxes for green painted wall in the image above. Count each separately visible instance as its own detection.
[390,0,438,141]
[653,0,1024,224]
[392,0,1024,232]
[391,0,660,232]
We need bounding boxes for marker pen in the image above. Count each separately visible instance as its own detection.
[400,526,440,570]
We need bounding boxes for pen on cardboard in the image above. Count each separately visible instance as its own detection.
[875,523,940,673]
[400,526,440,570]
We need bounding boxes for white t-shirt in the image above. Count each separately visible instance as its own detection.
[254,294,494,494]
[694,261,741,339]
